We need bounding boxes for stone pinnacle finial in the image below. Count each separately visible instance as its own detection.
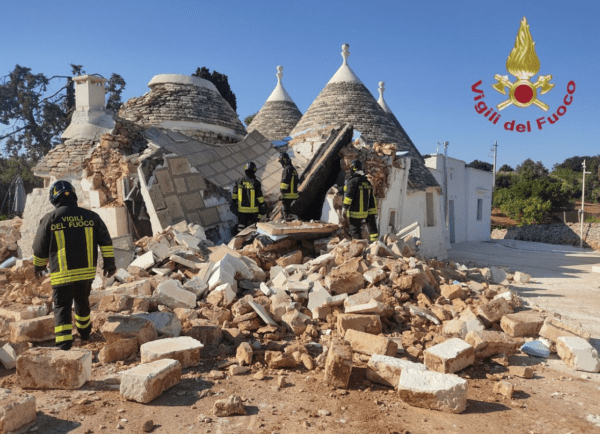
[276,65,283,84]
[378,81,385,98]
[342,44,350,65]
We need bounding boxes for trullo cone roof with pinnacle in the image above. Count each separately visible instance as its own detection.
[290,44,439,190]
[247,66,302,141]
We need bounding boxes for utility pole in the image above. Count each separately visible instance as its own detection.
[580,159,592,248]
[439,141,449,222]
[489,141,498,189]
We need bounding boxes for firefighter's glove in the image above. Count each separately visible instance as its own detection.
[103,266,116,278]
[34,266,46,279]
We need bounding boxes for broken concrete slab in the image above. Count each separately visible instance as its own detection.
[98,337,138,364]
[465,330,518,359]
[0,388,36,434]
[17,348,92,389]
[141,336,203,368]
[539,318,591,343]
[324,338,353,389]
[100,315,158,346]
[129,251,156,270]
[556,336,600,373]
[344,329,397,356]
[9,315,54,343]
[424,338,475,374]
[366,354,426,388]
[500,311,544,337]
[154,279,197,310]
[337,314,382,335]
[398,369,468,414]
[120,359,181,403]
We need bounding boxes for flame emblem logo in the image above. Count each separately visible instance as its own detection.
[492,17,554,111]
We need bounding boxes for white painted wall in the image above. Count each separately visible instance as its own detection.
[465,167,492,241]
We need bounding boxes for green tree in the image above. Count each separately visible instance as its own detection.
[244,112,257,126]
[516,158,548,179]
[466,159,493,172]
[192,67,237,112]
[0,64,126,158]
[106,73,126,112]
[498,164,514,172]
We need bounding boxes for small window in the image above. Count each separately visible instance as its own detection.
[388,209,396,233]
[426,193,435,227]
[477,198,483,221]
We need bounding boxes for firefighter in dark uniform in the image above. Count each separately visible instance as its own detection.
[32,180,116,350]
[342,160,379,242]
[230,162,266,234]
[278,152,299,221]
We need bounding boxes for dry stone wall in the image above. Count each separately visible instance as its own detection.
[247,101,302,141]
[492,222,600,250]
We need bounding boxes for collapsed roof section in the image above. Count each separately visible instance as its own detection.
[289,44,439,191]
[119,74,247,144]
[247,66,302,141]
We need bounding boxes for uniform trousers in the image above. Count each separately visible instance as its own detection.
[52,280,92,350]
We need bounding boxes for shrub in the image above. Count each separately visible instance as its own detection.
[499,196,551,226]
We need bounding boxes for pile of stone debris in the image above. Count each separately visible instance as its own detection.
[1,222,599,430]
[0,217,22,264]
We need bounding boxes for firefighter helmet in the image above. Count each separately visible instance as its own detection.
[350,160,363,173]
[49,180,77,206]
[244,161,257,174]
[278,152,291,165]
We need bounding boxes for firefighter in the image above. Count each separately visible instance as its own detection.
[342,160,379,242]
[230,162,266,233]
[32,180,116,350]
[278,152,299,221]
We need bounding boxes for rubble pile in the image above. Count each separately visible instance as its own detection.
[0,218,22,263]
[0,224,598,418]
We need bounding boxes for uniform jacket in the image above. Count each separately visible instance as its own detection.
[280,163,299,200]
[231,175,266,215]
[32,203,115,288]
[343,172,378,219]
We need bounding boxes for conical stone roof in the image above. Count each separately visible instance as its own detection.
[247,66,302,141]
[119,74,246,142]
[291,45,438,189]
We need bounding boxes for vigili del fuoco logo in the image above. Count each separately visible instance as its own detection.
[471,17,576,132]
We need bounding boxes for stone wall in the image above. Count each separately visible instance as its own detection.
[491,222,600,250]
[247,100,302,141]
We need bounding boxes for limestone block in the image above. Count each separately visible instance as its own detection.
[98,337,138,363]
[129,251,156,270]
[221,253,253,281]
[208,262,236,291]
[556,336,600,372]
[459,309,486,333]
[440,284,464,300]
[0,344,17,369]
[493,290,523,309]
[276,250,303,267]
[344,329,398,356]
[513,271,531,283]
[398,369,468,413]
[324,338,353,389]
[111,279,152,297]
[0,305,47,322]
[424,338,475,373]
[539,318,591,343]
[344,299,388,315]
[183,276,208,299]
[325,293,348,307]
[240,256,266,282]
[363,268,386,284]
[477,298,512,326]
[269,292,292,322]
[337,314,382,336]
[282,310,311,335]
[17,348,92,390]
[114,268,132,283]
[343,288,384,309]
[99,294,130,312]
[141,336,203,368]
[307,286,332,313]
[9,315,54,343]
[442,319,468,339]
[213,395,246,417]
[134,312,182,337]
[206,283,236,308]
[93,206,128,238]
[366,354,426,388]
[465,330,518,359]
[0,388,36,434]
[100,315,158,346]
[183,319,223,347]
[500,311,544,337]
[285,282,311,293]
[489,267,507,284]
[120,359,181,403]
[236,342,253,366]
[248,300,277,326]
[154,279,197,310]
[508,366,533,379]
[325,269,364,295]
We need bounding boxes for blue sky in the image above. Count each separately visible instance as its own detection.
[2,0,599,170]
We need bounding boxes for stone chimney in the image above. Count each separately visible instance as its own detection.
[72,75,107,112]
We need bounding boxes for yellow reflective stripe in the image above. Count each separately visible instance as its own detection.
[99,246,113,252]
[360,189,364,215]
[343,185,347,191]
[343,197,352,205]
[85,227,93,268]
[33,256,49,266]
[348,211,368,218]
[368,208,378,215]
[282,193,298,199]
[50,267,97,285]
[56,230,67,272]
[55,324,73,332]
[238,186,242,208]
[291,175,295,193]
[75,314,90,321]
[100,245,114,258]
[238,206,259,213]
[56,335,73,343]
[251,188,255,208]
[369,234,379,241]
[257,196,264,204]
[280,183,289,190]
[76,321,91,329]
